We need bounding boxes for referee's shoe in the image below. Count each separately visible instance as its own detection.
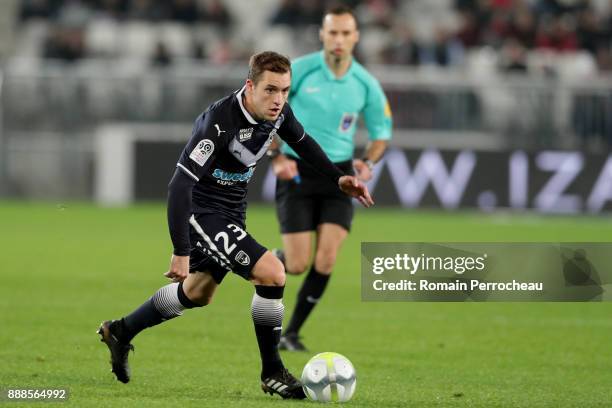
[279,332,308,351]
[261,367,306,399]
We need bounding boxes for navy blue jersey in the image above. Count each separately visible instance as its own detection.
[167,86,345,256]
[176,86,305,220]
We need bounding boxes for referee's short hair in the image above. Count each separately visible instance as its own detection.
[322,4,359,28]
[247,51,291,84]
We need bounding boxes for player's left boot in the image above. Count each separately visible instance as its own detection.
[261,367,306,399]
[97,320,135,383]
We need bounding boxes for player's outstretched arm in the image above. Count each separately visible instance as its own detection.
[339,175,374,207]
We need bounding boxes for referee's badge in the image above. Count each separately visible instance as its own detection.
[339,113,357,132]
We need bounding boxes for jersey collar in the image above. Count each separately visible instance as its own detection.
[235,86,258,125]
[319,50,355,82]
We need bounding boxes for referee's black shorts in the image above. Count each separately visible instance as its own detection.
[275,158,354,234]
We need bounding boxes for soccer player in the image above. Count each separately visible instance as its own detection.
[269,6,392,351]
[97,51,373,399]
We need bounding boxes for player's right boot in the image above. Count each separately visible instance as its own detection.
[97,320,134,383]
[278,332,308,352]
[261,367,306,399]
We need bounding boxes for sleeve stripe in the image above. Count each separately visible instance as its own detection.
[177,163,199,182]
[295,133,305,143]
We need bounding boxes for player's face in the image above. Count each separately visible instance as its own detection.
[320,13,359,61]
[247,70,291,121]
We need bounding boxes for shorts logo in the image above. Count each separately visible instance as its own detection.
[239,128,253,142]
[339,113,357,132]
[235,250,250,266]
[189,139,214,166]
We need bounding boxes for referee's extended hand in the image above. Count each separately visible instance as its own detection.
[164,254,190,282]
[339,175,374,207]
[353,159,373,181]
[272,154,299,181]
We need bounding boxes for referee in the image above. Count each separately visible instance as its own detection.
[270,6,392,351]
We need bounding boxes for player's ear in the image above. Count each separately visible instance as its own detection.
[354,29,360,43]
[319,28,324,42]
[246,79,254,93]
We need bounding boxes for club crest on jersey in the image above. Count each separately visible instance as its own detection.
[339,113,357,132]
[239,128,253,142]
[189,139,214,166]
[235,250,250,266]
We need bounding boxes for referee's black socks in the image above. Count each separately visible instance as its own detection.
[284,266,330,336]
[114,282,201,343]
[251,285,285,378]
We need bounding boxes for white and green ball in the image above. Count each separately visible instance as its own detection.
[301,352,356,403]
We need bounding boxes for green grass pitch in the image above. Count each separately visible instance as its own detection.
[1,202,611,407]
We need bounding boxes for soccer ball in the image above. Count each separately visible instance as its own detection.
[301,352,356,403]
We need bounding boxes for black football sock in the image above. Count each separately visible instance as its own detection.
[284,266,330,336]
[115,282,201,343]
[252,285,285,379]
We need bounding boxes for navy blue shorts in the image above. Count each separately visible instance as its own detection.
[188,212,267,284]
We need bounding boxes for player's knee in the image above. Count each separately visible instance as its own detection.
[257,268,286,286]
[252,252,286,286]
[285,257,309,275]
[268,257,286,286]
[272,267,286,286]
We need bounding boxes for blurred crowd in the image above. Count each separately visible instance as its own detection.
[18,0,235,63]
[20,0,232,25]
[452,0,612,72]
[15,0,612,73]
[270,0,612,72]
